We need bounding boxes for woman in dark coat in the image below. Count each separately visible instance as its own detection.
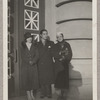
[37,29,55,98]
[21,32,39,100]
[53,32,72,99]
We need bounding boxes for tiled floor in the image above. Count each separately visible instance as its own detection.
[9,79,92,100]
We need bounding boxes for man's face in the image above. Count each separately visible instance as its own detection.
[57,34,64,42]
[41,31,48,40]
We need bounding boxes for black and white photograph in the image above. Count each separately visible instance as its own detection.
[7,0,93,100]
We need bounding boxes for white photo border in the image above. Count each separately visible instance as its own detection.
[2,0,97,100]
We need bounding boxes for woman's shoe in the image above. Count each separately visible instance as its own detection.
[30,90,35,100]
[27,91,32,100]
[33,89,37,97]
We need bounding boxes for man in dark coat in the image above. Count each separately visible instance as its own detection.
[37,29,55,98]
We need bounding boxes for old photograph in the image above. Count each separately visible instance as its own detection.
[7,0,92,100]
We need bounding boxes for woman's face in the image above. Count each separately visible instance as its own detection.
[57,34,64,42]
[26,37,32,43]
[40,31,48,40]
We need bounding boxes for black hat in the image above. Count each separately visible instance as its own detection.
[24,32,32,40]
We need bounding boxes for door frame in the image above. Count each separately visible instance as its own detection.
[13,0,20,96]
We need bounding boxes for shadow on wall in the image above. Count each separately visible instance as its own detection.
[66,63,83,100]
[69,63,82,79]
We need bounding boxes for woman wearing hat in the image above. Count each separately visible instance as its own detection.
[21,32,39,100]
[53,32,72,100]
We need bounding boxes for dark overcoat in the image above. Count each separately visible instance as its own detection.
[21,42,39,91]
[37,40,55,85]
[52,40,72,89]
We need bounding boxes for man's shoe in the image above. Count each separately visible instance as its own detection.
[47,95,52,98]
[40,95,45,98]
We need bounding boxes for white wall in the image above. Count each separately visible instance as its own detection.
[45,0,92,79]
[45,0,56,42]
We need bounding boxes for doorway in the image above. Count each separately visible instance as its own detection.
[8,0,45,97]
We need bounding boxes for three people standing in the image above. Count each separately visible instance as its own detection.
[21,30,72,100]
